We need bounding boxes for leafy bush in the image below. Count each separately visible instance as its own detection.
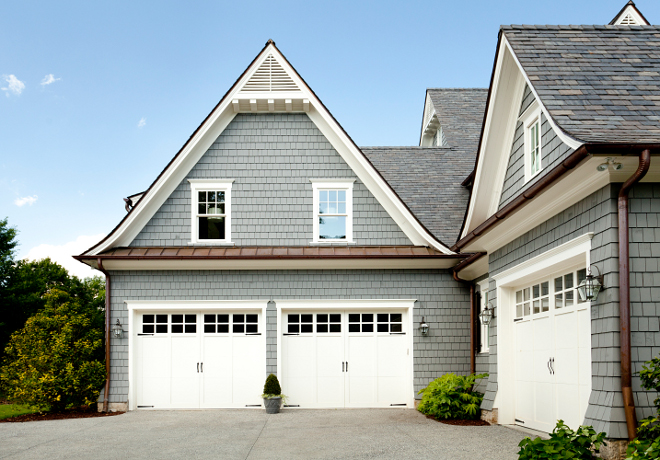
[417,372,488,419]
[263,373,282,397]
[626,357,660,459]
[518,420,606,459]
[0,289,106,412]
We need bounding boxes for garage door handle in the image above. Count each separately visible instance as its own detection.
[200,363,203,373]
[346,361,348,372]
[547,359,551,375]
[342,362,344,372]
[137,333,154,336]
[550,357,554,375]
[197,362,199,373]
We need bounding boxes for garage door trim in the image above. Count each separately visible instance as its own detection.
[126,300,268,411]
[275,299,416,408]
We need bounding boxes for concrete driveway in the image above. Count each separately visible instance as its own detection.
[0,409,529,459]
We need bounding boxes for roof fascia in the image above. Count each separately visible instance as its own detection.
[84,42,453,256]
[502,37,583,151]
[460,35,587,241]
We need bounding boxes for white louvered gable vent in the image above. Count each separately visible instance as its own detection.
[243,54,299,92]
[620,13,637,25]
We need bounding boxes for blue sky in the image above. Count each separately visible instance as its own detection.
[2,0,658,277]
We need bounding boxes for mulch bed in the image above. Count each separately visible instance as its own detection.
[0,405,125,423]
[426,414,491,426]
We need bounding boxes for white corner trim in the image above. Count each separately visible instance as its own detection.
[502,36,582,151]
[493,232,593,286]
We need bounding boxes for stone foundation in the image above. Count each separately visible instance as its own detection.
[481,408,498,424]
[597,440,629,460]
[97,402,128,413]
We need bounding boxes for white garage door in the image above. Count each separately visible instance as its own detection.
[136,311,265,409]
[514,267,592,432]
[282,311,411,408]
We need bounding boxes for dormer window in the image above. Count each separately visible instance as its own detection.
[432,127,444,147]
[521,102,543,182]
[188,179,234,244]
[310,179,354,243]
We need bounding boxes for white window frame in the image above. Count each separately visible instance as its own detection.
[477,280,490,353]
[310,179,354,244]
[521,101,543,182]
[188,179,234,245]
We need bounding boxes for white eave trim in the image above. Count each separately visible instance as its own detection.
[86,43,452,256]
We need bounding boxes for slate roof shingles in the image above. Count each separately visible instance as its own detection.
[426,89,488,150]
[361,146,475,246]
[503,25,660,143]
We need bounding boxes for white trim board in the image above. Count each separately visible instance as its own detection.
[461,36,584,241]
[84,42,453,256]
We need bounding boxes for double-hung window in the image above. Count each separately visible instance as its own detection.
[188,180,233,244]
[521,101,543,182]
[311,179,354,243]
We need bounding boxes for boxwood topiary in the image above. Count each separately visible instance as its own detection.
[263,373,282,397]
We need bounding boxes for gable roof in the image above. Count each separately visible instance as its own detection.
[361,146,474,246]
[610,1,650,25]
[426,89,488,149]
[80,40,455,257]
[502,25,660,144]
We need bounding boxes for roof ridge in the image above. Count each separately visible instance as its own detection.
[501,24,657,29]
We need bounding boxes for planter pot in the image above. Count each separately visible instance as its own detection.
[263,397,282,414]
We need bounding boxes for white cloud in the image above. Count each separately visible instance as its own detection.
[1,74,25,96]
[138,117,146,128]
[40,74,61,86]
[25,234,106,279]
[14,195,38,207]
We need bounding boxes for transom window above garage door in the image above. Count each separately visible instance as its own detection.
[286,312,404,334]
[204,313,258,334]
[142,314,197,334]
[514,268,587,319]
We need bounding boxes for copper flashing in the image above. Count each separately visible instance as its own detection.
[76,246,466,262]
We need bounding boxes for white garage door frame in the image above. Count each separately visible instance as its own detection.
[492,233,593,427]
[125,300,268,411]
[275,299,416,408]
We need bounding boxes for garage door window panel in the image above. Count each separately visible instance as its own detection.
[349,313,374,333]
[204,314,229,333]
[316,314,341,333]
[233,314,258,334]
[377,313,402,333]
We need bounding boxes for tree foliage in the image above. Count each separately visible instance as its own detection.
[0,289,106,411]
[626,357,660,459]
[417,373,488,420]
[0,257,105,359]
[518,420,606,459]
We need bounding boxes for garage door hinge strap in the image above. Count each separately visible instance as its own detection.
[390,332,406,335]
[137,333,154,336]
[245,405,261,407]
[283,405,300,407]
[246,333,261,335]
[137,405,154,408]
[515,419,525,424]
[283,333,299,336]
[390,403,406,406]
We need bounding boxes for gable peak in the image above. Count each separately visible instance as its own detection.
[609,1,650,25]
[241,51,300,93]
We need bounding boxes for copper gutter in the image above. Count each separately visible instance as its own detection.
[452,252,487,375]
[96,258,111,413]
[618,149,651,440]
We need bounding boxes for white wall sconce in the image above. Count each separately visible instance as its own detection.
[479,302,495,326]
[578,266,604,302]
[112,319,124,339]
[418,317,429,336]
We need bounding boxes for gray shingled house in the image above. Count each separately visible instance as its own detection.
[76,0,659,450]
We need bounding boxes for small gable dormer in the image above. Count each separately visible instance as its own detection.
[419,93,445,147]
[609,1,650,26]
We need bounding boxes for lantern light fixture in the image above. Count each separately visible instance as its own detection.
[479,302,495,326]
[578,266,604,302]
[112,319,124,339]
[419,317,430,336]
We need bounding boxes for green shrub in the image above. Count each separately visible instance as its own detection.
[0,289,106,412]
[518,420,606,459]
[626,357,660,459]
[417,372,487,420]
[263,373,282,397]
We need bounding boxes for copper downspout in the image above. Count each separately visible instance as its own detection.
[618,149,651,440]
[96,258,111,413]
[452,253,486,375]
